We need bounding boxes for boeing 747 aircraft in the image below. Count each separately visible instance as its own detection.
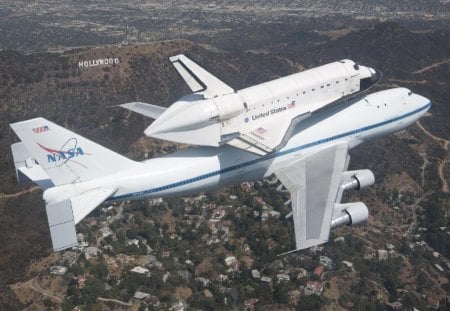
[10,55,430,253]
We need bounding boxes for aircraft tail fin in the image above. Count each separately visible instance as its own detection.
[10,118,137,186]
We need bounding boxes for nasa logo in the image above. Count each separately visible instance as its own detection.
[45,146,85,162]
[37,138,89,167]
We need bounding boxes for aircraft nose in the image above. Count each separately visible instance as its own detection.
[409,91,431,114]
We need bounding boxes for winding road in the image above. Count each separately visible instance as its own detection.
[417,120,450,193]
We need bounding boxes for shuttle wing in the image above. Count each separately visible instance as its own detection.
[169,54,234,99]
[274,142,349,252]
[225,112,311,156]
[120,102,166,120]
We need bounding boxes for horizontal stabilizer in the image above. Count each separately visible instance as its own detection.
[119,102,166,120]
[46,186,117,251]
[46,199,78,251]
[72,187,117,224]
[11,142,53,189]
[169,54,234,99]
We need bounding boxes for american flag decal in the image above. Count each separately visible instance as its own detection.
[287,101,296,109]
[32,125,49,133]
[255,127,267,135]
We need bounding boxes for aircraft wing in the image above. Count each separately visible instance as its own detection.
[169,54,234,99]
[274,142,349,252]
[120,102,166,120]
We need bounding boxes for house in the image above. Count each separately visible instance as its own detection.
[305,281,324,296]
[225,256,237,267]
[244,298,259,310]
[170,300,187,311]
[134,291,150,300]
[77,275,86,289]
[297,268,307,279]
[386,301,403,310]
[126,239,140,247]
[130,266,150,277]
[240,182,253,192]
[50,266,68,275]
[276,274,290,283]
[319,255,333,268]
[310,245,323,254]
[261,211,268,222]
[261,276,272,284]
[150,198,163,205]
[195,277,210,287]
[76,233,85,242]
[251,269,261,279]
[342,261,355,272]
[162,272,171,283]
[202,289,213,298]
[269,210,281,218]
[364,248,376,260]
[99,226,112,238]
[426,296,440,309]
[334,236,345,243]
[378,249,389,261]
[386,243,395,250]
[148,296,160,306]
[287,290,302,304]
[85,246,100,260]
[313,265,325,279]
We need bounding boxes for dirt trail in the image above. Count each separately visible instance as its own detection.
[0,186,40,199]
[30,277,64,303]
[413,59,450,75]
[417,121,449,193]
[97,297,133,307]
[10,276,64,305]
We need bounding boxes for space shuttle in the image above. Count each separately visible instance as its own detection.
[121,54,381,155]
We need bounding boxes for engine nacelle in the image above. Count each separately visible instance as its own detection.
[331,202,369,229]
[341,169,375,191]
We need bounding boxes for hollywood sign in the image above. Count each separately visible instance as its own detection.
[78,58,120,68]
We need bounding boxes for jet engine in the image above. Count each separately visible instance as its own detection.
[331,202,369,229]
[341,169,375,191]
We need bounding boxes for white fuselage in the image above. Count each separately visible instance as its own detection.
[43,88,430,204]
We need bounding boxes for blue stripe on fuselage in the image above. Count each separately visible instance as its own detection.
[111,102,431,200]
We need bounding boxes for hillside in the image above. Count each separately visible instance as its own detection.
[0,22,448,310]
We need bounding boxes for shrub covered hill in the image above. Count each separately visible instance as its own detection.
[0,22,448,308]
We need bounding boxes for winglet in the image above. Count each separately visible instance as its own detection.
[169,54,234,99]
